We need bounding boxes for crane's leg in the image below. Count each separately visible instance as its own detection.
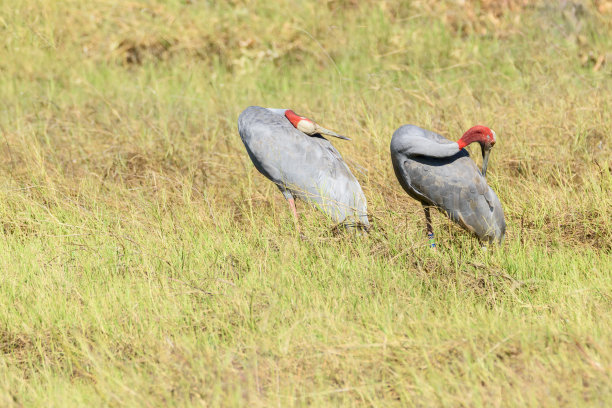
[287,197,298,222]
[423,205,436,249]
[281,189,301,234]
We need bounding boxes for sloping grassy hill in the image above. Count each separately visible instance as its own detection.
[0,0,610,406]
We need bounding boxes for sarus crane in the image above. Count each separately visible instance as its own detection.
[238,106,369,231]
[390,124,505,246]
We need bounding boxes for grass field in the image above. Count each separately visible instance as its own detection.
[1,0,611,406]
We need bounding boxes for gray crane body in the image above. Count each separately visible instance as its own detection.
[390,125,505,243]
[238,106,369,228]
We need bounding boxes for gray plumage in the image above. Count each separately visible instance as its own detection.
[238,106,369,229]
[390,125,505,244]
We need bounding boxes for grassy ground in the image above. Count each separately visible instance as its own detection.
[1,0,611,406]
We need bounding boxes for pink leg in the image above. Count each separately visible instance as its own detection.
[287,197,302,234]
[288,198,298,221]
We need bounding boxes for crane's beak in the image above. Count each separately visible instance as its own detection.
[314,124,351,141]
[481,144,492,178]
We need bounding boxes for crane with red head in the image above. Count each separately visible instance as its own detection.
[238,106,369,232]
[390,124,505,246]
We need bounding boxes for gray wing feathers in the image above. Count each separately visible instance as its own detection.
[238,106,369,226]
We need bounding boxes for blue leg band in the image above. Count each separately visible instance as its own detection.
[428,232,436,248]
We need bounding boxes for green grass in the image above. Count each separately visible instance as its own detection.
[1,0,611,406]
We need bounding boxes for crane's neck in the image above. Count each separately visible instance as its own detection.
[395,137,460,158]
[428,141,462,157]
